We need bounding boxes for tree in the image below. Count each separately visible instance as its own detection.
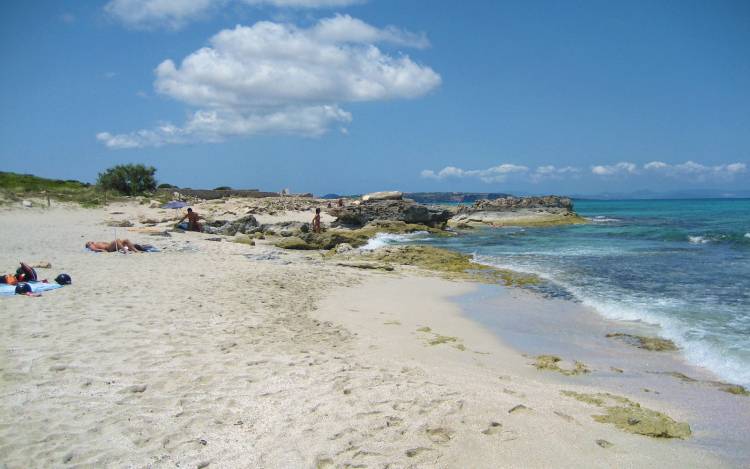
[97,164,157,195]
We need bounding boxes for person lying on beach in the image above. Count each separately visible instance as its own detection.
[312,207,322,233]
[0,262,38,284]
[176,207,203,232]
[85,239,143,253]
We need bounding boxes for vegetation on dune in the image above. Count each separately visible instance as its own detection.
[97,164,157,196]
[0,171,105,207]
[1,166,168,207]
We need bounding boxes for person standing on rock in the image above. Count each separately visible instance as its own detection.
[312,208,322,233]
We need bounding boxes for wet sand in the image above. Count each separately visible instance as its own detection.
[459,284,750,465]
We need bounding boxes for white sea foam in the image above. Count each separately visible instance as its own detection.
[359,231,429,251]
[471,253,750,387]
[745,233,750,239]
[589,216,621,223]
[688,235,710,244]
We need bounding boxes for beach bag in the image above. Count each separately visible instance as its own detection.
[55,274,72,285]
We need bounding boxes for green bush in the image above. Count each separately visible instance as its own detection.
[214,186,232,190]
[97,164,157,195]
[158,183,177,189]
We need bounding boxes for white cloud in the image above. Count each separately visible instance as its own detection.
[531,165,580,182]
[643,161,668,170]
[98,106,351,148]
[421,163,585,184]
[591,162,638,176]
[104,0,219,30]
[104,0,364,30]
[421,164,529,183]
[312,14,429,49]
[99,16,438,148]
[644,160,747,180]
[60,13,76,23]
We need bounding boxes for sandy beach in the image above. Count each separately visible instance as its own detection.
[0,202,743,468]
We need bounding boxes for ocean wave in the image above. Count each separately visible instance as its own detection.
[745,233,750,239]
[688,235,710,244]
[470,254,750,387]
[359,231,429,251]
[588,216,621,223]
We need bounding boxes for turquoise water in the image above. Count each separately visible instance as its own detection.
[388,199,750,386]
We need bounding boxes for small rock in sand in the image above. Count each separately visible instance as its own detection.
[596,439,613,448]
[121,384,147,393]
[482,421,503,435]
[32,261,52,269]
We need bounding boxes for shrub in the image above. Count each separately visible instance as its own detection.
[158,183,177,189]
[97,164,157,195]
[214,186,232,190]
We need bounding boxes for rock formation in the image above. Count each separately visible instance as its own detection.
[449,196,585,227]
[329,199,452,227]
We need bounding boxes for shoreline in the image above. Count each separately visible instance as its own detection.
[453,283,750,465]
[0,203,743,467]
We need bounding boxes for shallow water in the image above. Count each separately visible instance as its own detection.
[376,199,750,387]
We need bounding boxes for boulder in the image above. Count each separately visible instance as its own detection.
[361,191,403,202]
[208,214,260,235]
[329,199,452,227]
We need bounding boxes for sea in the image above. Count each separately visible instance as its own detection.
[367,198,750,387]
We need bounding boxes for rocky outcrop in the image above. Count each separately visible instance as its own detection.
[449,196,585,227]
[206,214,260,235]
[329,199,452,227]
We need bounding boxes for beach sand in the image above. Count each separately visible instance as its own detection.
[0,202,734,467]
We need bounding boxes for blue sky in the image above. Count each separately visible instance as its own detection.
[1,0,748,195]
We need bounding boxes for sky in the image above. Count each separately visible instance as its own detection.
[1,0,749,196]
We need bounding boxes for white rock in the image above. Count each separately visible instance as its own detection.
[22,200,32,208]
[361,191,403,202]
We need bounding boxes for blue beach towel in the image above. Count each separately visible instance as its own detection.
[0,282,63,297]
[163,201,188,209]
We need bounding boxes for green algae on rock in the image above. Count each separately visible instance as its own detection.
[274,236,318,250]
[560,390,692,439]
[605,333,678,351]
[360,245,540,286]
[654,371,750,396]
[533,355,590,376]
[720,384,750,396]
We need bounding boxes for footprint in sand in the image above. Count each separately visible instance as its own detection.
[425,427,452,444]
[482,422,519,441]
[508,404,531,414]
[405,447,432,458]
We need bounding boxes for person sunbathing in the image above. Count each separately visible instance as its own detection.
[85,239,143,253]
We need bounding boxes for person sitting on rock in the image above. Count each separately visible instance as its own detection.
[177,207,203,232]
[312,208,322,233]
[86,239,143,253]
